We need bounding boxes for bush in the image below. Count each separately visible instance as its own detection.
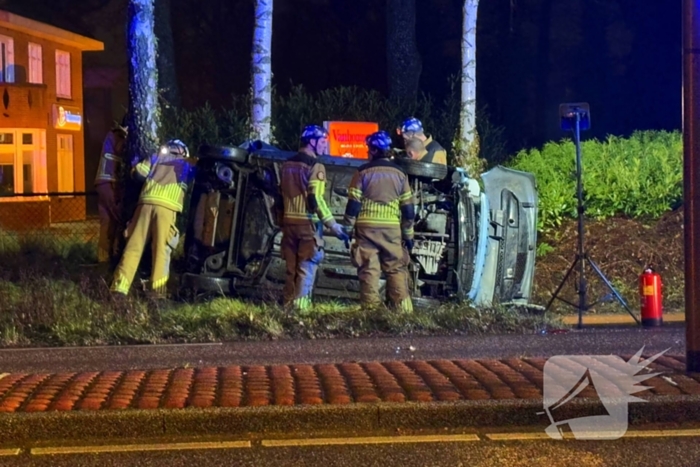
[508,130,683,233]
[160,78,507,167]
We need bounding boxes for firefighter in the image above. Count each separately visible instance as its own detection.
[110,139,194,298]
[94,117,128,266]
[398,117,447,165]
[404,137,428,161]
[344,130,415,312]
[280,125,349,311]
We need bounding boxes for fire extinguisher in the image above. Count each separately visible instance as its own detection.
[640,266,663,327]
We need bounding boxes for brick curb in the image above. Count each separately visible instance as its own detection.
[0,355,698,443]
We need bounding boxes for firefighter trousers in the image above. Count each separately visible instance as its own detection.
[96,182,122,264]
[351,227,413,312]
[281,222,324,311]
[111,204,180,297]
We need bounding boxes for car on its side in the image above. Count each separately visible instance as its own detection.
[180,142,538,308]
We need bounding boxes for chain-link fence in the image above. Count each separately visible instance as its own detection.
[0,192,100,258]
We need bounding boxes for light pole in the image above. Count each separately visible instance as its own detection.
[684,0,700,372]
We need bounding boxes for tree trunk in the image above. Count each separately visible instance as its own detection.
[458,0,483,173]
[126,0,161,164]
[386,0,422,101]
[154,0,180,112]
[250,0,273,143]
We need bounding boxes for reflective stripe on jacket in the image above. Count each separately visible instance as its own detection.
[344,158,415,239]
[281,152,335,227]
[134,153,193,213]
[94,131,126,186]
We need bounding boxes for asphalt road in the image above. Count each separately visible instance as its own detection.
[1,430,699,467]
[0,324,685,374]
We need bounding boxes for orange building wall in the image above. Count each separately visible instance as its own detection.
[0,25,88,224]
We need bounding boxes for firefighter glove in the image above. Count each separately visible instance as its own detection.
[330,223,350,245]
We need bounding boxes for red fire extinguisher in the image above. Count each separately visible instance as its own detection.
[640,266,663,327]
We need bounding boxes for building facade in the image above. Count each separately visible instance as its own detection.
[0,10,103,230]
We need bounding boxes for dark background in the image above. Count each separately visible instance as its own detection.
[0,0,683,153]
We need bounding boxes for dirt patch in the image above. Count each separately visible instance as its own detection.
[533,208,684,314]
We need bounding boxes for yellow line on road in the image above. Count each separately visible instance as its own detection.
[262,434,480,447]
[486,432,553,441]
[31,441,251,456]
[487,428,700,441]
[0,449,20,456]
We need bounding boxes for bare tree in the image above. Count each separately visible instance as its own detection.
[250,0,273,142]
[458,0,484,173]
[126,0,161,163]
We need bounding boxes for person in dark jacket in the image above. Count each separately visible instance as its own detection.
[398,117,447,165]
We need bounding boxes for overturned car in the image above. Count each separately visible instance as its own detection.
[181,143,538,308]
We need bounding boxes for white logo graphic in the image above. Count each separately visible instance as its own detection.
[541,347,668,440]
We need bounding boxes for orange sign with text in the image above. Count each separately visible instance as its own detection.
[324,121,379,159]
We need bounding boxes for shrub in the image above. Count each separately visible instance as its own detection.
[160,78,507,167]
[508,130,683,233]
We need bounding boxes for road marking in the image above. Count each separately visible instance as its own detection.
[31,441,251,456]
[262,434,480,447]
[622,429,700,438]
[0,449,20,456]
[486,428,700,441]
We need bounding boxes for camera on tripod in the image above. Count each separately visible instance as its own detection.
[546,102,640,328]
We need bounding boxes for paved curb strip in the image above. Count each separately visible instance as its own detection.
[2,396,700,444]
[0,356,697,443]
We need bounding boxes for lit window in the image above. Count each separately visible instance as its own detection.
[57,134,74,192]
[28,43,42,84]
[0,35,14,83]
[55,50,71,98]
[0,130,47,196]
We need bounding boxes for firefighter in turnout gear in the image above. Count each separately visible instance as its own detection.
[94,117,128,265]
[280,125,350,311]
[398,117,447,165]
[111,139,194,298]
[344,130,415,312]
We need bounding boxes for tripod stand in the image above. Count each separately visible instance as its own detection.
[545,104,640,328]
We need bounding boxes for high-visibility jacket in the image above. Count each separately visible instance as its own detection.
[421,135,447,165]
[344,158,415,239]
[94,130,126,186]
[280,152,336,228]
[134,153,194,213]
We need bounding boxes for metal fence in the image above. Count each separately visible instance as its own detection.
[0,192,101,253]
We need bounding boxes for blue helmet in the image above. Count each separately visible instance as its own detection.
[300,125,328,144]
[365,130,392,152]
[161,139,189,158]
[400,117,423,135]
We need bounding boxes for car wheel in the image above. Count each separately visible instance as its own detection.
[198,144,248,162]
[394,158,449,181]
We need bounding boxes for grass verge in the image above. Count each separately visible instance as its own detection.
[0,232,562,347]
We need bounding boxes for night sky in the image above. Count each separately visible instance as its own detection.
[0,0,684,153]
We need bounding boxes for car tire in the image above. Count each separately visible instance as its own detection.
[394,158,449,180]
[198,144,248,162]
